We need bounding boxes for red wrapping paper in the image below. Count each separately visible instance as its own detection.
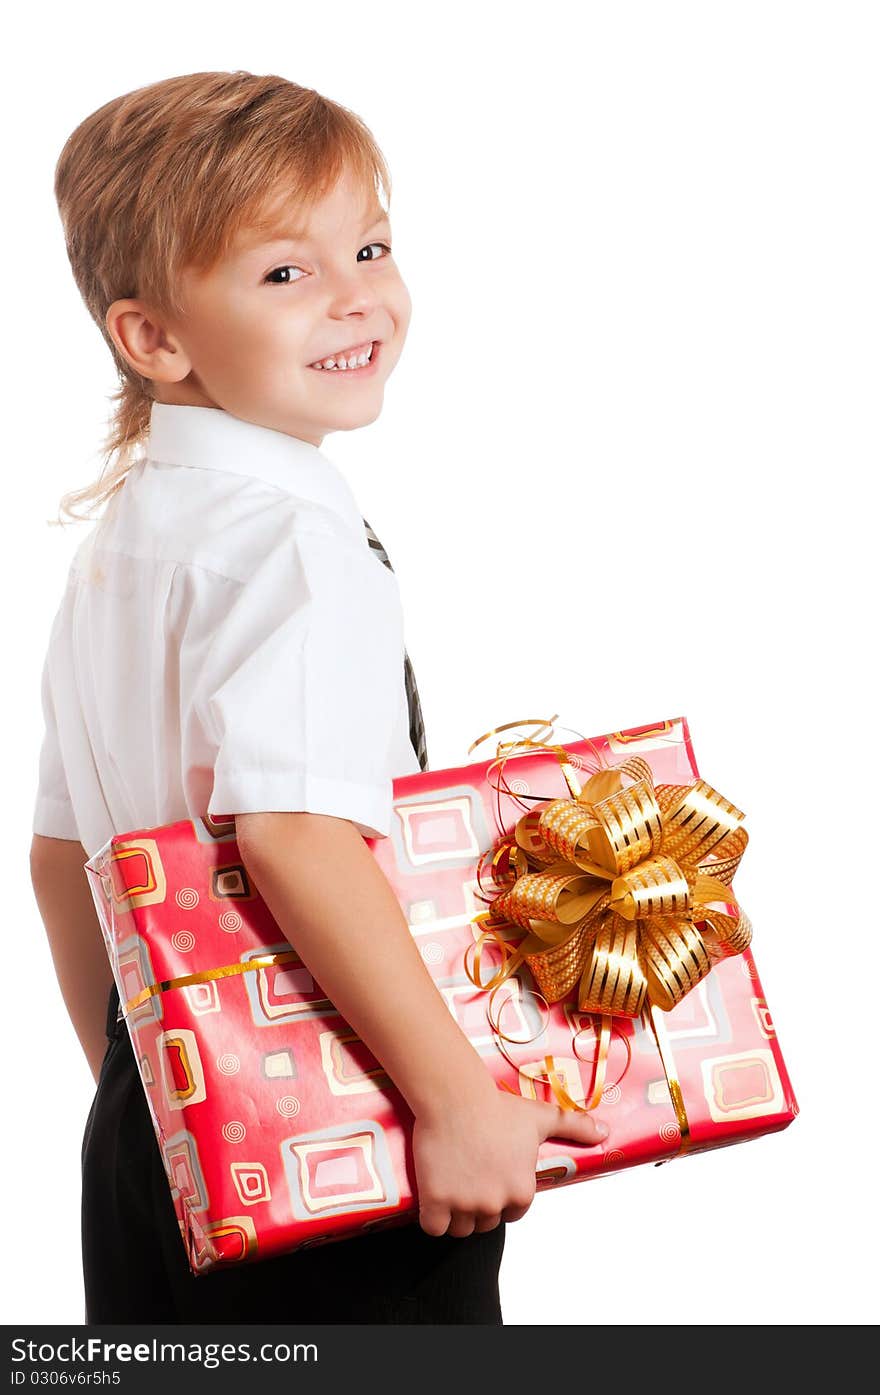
[83,715,797,1275]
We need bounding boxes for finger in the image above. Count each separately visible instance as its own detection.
[419,1204,453,1238]
[473,1212,503,1233]
[501,1202,532,1224]
[539,1101,609,1147]
[446,1211,477,1239]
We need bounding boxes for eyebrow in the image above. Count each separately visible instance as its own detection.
[240,208,391,253]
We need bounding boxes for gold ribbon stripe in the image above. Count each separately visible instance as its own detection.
[120,950,300,1018]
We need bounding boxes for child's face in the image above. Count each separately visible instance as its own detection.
[143,166,411,446]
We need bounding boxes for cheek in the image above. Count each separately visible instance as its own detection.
[197,302,292,376]
[377,281,411,360]
[390,275,413,331]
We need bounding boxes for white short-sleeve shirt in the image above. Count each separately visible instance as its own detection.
[32,403,422,858]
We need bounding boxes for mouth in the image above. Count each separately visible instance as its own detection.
[308,339,382,376]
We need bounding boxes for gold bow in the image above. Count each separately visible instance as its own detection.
[475,750,751,1018]
[463,719,752,1123]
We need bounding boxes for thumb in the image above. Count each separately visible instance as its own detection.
[537,1099,609,1148]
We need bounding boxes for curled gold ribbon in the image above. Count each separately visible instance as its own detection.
[464,716,751,1130]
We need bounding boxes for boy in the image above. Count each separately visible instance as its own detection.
[30,71,607,1324]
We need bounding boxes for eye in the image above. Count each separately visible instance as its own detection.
[264,242,392,285]
[263,264,306,286]
[357,241,393,263]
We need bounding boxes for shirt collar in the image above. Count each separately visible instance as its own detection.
[144,403,367,541]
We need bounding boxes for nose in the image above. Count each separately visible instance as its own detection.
[325,264,378,320]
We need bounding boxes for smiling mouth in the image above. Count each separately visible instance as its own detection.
[308,340,379,372]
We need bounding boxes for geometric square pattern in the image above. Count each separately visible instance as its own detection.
[701,1047,785,1123]
[162,1129,209,1213]
[230,1162,272,1206]
[241,943,335,1026]
[319,1028,391,1096]
[391,788,488,872]
[281,1120,398,1221]
[158,1027,206,1110]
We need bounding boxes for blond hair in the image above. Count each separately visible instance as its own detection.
[52,70,391,525]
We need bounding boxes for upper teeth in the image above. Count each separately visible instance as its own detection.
[310,342,374,371]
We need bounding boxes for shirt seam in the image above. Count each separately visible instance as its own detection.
[80,531,377,587]
[82,552,247,585]
[211,769,390,787]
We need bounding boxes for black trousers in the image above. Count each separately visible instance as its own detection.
[81,982,505,1324]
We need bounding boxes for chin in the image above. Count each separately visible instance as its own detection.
[326,415,380,436]
[331,399,385,430]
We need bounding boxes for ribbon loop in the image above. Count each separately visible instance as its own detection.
[537,799,603,870]
[656,779,746,865]
[515,806,567,866]
[590,777,664,874]
[492,867,605,930]
[575,914,649,1017]
[609,854,691,921]
[700,905,753,959]
[642,916,713,1010]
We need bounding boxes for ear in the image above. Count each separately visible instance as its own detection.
[105,298,193,384]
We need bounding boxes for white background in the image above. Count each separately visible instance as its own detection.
[4,0,877,1326]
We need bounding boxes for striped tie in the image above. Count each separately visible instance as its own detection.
[362,518,429,772]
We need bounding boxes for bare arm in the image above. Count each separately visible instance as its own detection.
[235,811,608,1240]
[235,811,496,1118]
[29,835,114,1086]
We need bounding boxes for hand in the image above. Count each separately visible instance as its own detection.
[412,1079,609,1238]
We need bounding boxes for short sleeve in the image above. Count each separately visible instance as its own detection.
[190,519,407,839]
[32,651,80,841]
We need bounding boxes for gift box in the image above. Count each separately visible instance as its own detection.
[83,714,797,1276]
